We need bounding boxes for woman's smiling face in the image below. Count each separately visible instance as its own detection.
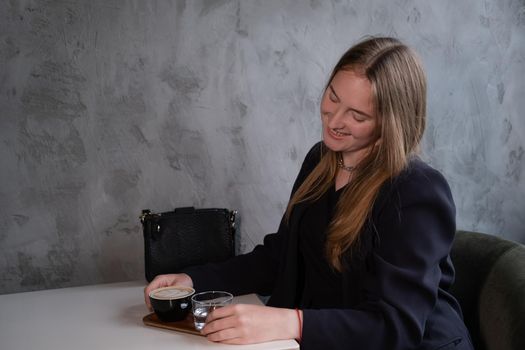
[320,70,379,165]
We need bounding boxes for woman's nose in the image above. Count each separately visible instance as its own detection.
[326,107,345,129]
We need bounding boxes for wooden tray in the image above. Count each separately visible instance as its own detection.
[143,312,202,336]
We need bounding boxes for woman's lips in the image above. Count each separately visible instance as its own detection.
[327,128,350,140]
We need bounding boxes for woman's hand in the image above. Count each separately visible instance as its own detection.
[201,304,301,345]
[143,273,193,310]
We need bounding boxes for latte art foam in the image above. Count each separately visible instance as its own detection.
[150,287,193,300]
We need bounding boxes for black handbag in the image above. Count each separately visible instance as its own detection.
[140,207,237,282]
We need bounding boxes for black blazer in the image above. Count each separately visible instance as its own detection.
[184,142,473,350]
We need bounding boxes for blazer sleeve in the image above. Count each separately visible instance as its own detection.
[301,163,457,350]
[182,142,323,296]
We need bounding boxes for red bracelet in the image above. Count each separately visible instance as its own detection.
[295,308,302,343]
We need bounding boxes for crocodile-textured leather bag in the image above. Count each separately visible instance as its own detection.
[140,207,236,282]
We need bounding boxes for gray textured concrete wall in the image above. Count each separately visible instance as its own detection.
[0,0,524,294]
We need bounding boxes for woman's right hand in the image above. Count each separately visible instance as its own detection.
[143,273,194,310]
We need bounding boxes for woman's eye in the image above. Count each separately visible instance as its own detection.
[352,112,366,122]
[329,93,338,103]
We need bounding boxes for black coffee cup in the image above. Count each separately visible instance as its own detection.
[149,286,195,322]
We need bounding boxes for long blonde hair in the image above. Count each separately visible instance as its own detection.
[286,37,427,271]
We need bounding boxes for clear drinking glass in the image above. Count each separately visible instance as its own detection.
[191,291,233,330]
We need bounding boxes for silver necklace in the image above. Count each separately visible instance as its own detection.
[337,153,355,172]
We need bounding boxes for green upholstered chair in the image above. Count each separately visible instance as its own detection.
[449,230,525,350]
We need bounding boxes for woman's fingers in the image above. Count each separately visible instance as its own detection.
[144,275,168,308]
[205,325,241,343]
[204,304,237,323]
[201,306,240,335]
[144,286,153,310]
[203,307,248,343]
[201,304,298,345]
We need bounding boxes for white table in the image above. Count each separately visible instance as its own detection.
[0,281,299,350]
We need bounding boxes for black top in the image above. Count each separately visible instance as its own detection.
[184,142,474,350]
[298,186,343,308]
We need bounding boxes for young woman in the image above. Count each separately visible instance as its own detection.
[144,36,473,350]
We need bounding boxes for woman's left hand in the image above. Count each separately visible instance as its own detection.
[201,304,301,345]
